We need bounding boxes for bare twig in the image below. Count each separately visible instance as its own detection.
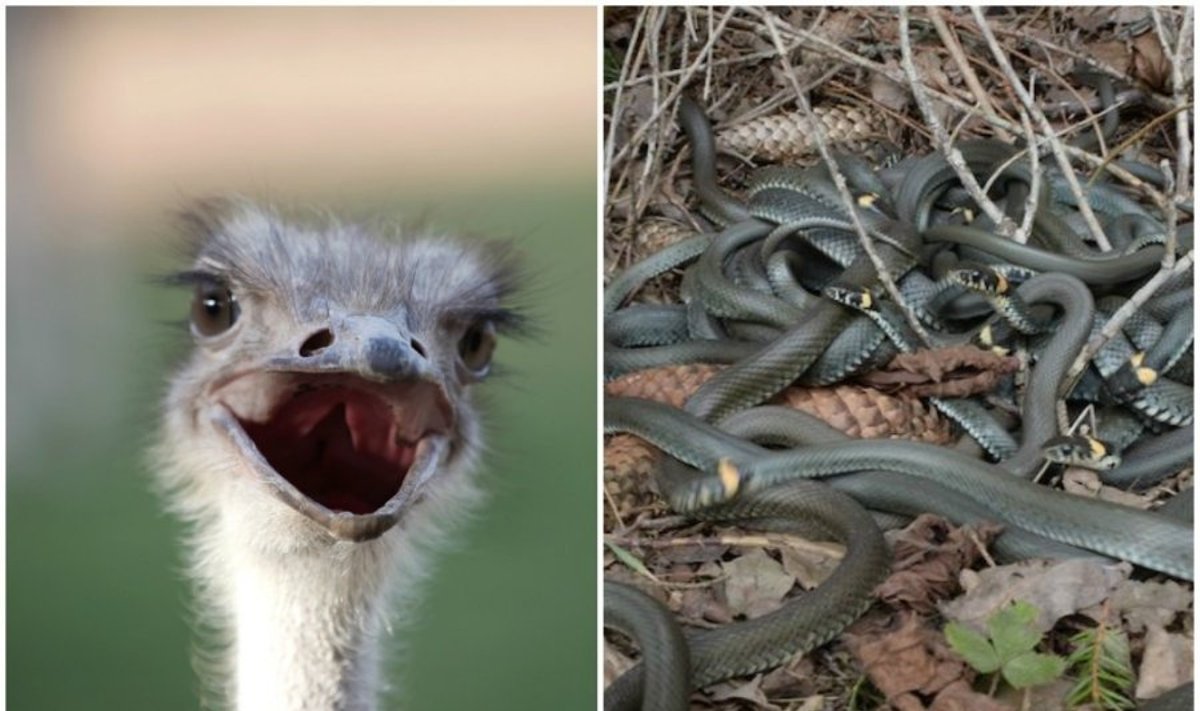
[756,7,933,346]
[1064,251,1195,386]
[606,532,844,559]
[608,8,739,175]
[1159,160,1179,270]
[603,41,807,92]
[604,9,650,195]
[740,10,1180,216]
[928,8,1014,142]
[970,7,1113,252]
[1151,6,1193,203]
[1013,103,1042,244]
[901,7,1016,236]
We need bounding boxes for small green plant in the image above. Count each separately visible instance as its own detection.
[1064,622,1135,710]
[944,601,1067,701]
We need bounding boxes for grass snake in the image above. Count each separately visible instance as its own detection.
[605,94,1193,710]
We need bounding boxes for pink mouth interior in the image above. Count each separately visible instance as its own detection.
[240,387,418,514]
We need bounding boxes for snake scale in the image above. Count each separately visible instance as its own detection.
[605,85,1193,710]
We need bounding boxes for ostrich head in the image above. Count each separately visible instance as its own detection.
[153,200,525,708]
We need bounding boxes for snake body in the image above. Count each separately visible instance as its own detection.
[605,93,1193,710]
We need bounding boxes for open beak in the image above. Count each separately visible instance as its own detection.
[207,318,455,541]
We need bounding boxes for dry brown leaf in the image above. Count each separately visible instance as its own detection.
[879,516,1003,614]
[1105,578,1193,633]
[1132,31,1170,91]
[779,543,840,590]
[943,560,1130,634]
[994,677,1074,711]
[693,560,735,625]
[1113,7,1153,26]
[845,612,976,709]
[603,639,636,687]
[1062,468,1156,509]
[723,549,795,618]
[1135,624,1194,701]
[872,58,911,112]
[1073,7,1115,33]
[1088,39,1132,74]
[930,679,1018,711]
[817,10,862,48]
[861,346,1018,392]
[914,48,954,95]
[709,675,776,709]
[759,654,819,700]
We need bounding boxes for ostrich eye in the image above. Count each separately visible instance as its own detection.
[458,320,497,378]
[190,282,239,337]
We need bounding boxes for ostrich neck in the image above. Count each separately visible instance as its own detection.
[230,537,394,711]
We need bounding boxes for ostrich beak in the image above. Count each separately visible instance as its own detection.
[208,318,456,542]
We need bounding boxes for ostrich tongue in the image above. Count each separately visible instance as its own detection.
[239,383,448,515]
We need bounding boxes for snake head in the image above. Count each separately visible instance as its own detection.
[949,267,1008,295]
[1041,435,1121,471]
[1107,352,1160,399]
[823,284,874,312]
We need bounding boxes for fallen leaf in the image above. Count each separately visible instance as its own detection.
[1106,578,1193,633]
[723,549,795,618]
[845,612,966,702]
[1112,7,1152,26]
[1132,31,1170,90]
[930,679,1017,711]
[1088,39,1131,74]
[878,516,1002,614]
[604,639,636,686]
[779,542,840,589]
[994,677,1074,711]
[759,653,819,699]
[1063,468,1155,509]
[1073,7,1114,33]
[944,560,1129,634]
[1135,624,1193,700]
[708,674,775,708]
[871,59,910,112]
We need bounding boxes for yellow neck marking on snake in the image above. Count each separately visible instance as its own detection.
[1130,352,1159,385]
[1087,436,1107,458]
[860,290,873,309]
[995,273,1009,294]
[717,458,741,498]
[856,193,877,208]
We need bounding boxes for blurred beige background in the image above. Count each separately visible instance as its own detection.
[9,7,596,709]
[11,6,594,225]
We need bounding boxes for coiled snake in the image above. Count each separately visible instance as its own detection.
[604,92,1193,710]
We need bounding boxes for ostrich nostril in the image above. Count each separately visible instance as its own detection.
[299,329,335,357]
[410,338,427,359]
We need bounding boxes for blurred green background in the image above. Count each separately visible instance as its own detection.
[8,7,596,709]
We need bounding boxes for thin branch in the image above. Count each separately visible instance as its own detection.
[970,7,1113,252]
[1014,102,1041,244]
[757,7,933,346]
[604,8,650,196]
[603,42,807,92]
[901,7,1015,236]
[1152,5,1193,203]
[928,8,1014,142]
[1159,160,1179,270]
[742,10,1177,214]
[1064,251,1195,386]
[606,532,844,559]
[608,7,738,172]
